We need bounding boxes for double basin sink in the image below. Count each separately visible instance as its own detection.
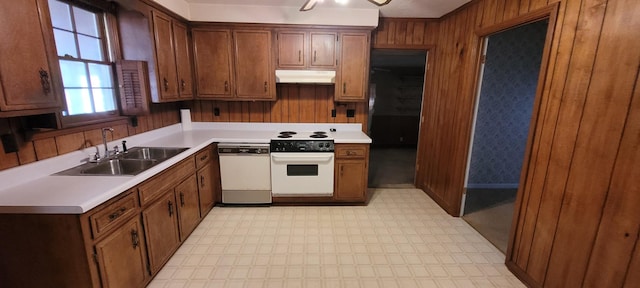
[55,147,188,176]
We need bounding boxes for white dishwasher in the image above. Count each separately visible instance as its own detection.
[218,143,272,204]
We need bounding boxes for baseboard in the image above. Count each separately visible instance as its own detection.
[466,183,519,189]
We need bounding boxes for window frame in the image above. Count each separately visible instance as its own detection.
[50,0,123,128]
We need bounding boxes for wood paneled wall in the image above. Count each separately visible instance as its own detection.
[373,18,439,48]
[410,0,640,287]
[188,84,368,127]
[0,102,180,171]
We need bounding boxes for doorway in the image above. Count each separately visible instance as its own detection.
[367,49,427,188]
[462,20,549,253]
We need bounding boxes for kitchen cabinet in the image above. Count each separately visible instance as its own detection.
[276,30,337,69]
[233,29,276,100]
[192,28,234,99]
[334,144,369,202]
[0,0,62,116]
[151,10,193,102]
[142,190,180,273]
[176,175,200,238]
[94,216,149,288]
[335,32,370,102]
[195,144,219,215]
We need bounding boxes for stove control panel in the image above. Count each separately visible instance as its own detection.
[270,140,334,152]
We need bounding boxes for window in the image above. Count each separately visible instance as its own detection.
[48,0,118,125]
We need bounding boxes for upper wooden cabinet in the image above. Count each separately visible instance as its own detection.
[335,32,370,102]
[276,30,337,69]
[234,30,275,100]
[151,10,193,102]
[192,28,234,99]
[0,0,62,116]
[193,27,275,101]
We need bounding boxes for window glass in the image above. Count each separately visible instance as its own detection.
[59,60,89,87]
[64,88,93,115]
[73,7,99,37]
[93,89,116,112]
[89,64,113,87]
[78,35,103,61]
[53,30,77,57]
[48,0,72,30]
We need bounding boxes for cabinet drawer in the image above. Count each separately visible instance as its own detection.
[139,157,196,206]
[89,191,139,239]
[335,145,368,159]
[195,147,211,169]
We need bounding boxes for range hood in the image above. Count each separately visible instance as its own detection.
[275,70,336,84]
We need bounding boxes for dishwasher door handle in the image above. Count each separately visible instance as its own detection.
[271,154,333,163]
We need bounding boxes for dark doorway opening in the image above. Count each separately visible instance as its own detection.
[367,49,426,188]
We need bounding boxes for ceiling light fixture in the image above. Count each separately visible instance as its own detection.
[300,0,391,11]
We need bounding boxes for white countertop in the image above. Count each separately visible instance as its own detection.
[0,122,371,214]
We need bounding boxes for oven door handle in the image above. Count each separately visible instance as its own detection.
[271,154,334,163]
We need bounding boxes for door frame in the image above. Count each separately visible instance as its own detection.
[464,3,560,260]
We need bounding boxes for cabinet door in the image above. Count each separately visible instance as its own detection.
[197,164,214,216]
[193,29,234,99]
[176,175,200,239]
[335,160,368,201]
[142,191,180,273]
[95,216,148,288]
[233,30,275,100]
[277,31,306,68]
[336,32,369,101]
[0,0,61,112]
[152,11,178,101]
[310,32,337,68]
[172,21,193,99]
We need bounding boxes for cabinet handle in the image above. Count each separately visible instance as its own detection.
[108,207,127,222]
[343,83,346,94]
[224,81,229,92]
[39,68,50,94]
[340,165,344,176]
[313,50,317,63]
[168,200,174,216]
[298,50,302,62]
[264,82,268,92]
[163,78,169,92]
[180,192,185,207]
[200,154,208,161]
[131,229,139,249]
[200,175,205,188]
[181,79,186,91]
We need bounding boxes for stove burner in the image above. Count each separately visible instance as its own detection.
[310,134,328,138]
[279,131,297,135]
[313,131,327,135]
[277,134,293,138]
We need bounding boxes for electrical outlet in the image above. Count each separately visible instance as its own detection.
[214,107,220,116]
[346,109,355,118]
[130,116,138,127]
[331,109,336,117]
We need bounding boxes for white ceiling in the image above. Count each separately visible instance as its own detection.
[184,0,471,18]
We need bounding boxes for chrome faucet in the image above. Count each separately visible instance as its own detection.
[101,127,114,159]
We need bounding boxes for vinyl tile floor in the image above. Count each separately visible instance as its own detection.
[148,188,525,288]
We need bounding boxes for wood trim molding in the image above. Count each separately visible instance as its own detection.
[372,44,434,50]
[475,3,560,36]
[29,117,130,141]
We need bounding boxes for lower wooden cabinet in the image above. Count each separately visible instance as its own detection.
[334,144,369,202]
[176,175,200,238]
[95,216,149,288]
[142,190,180,273]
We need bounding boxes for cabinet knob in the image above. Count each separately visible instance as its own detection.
[39,68,50,94]
[163,78,169,92]
[224,81,229,92]
[181,79,186,91]
[131,229,139,249]
[200,175,205,188]
[264,81,268,92]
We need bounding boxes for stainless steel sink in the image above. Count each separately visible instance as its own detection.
[120,147,188,160]
[54,146,188,176]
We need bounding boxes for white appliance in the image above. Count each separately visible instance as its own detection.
[270,131,335,197]
[218,143,272,204]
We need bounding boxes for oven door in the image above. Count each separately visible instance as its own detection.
[270,152,334,196]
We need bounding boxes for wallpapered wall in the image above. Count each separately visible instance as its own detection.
[467,20,548,188]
